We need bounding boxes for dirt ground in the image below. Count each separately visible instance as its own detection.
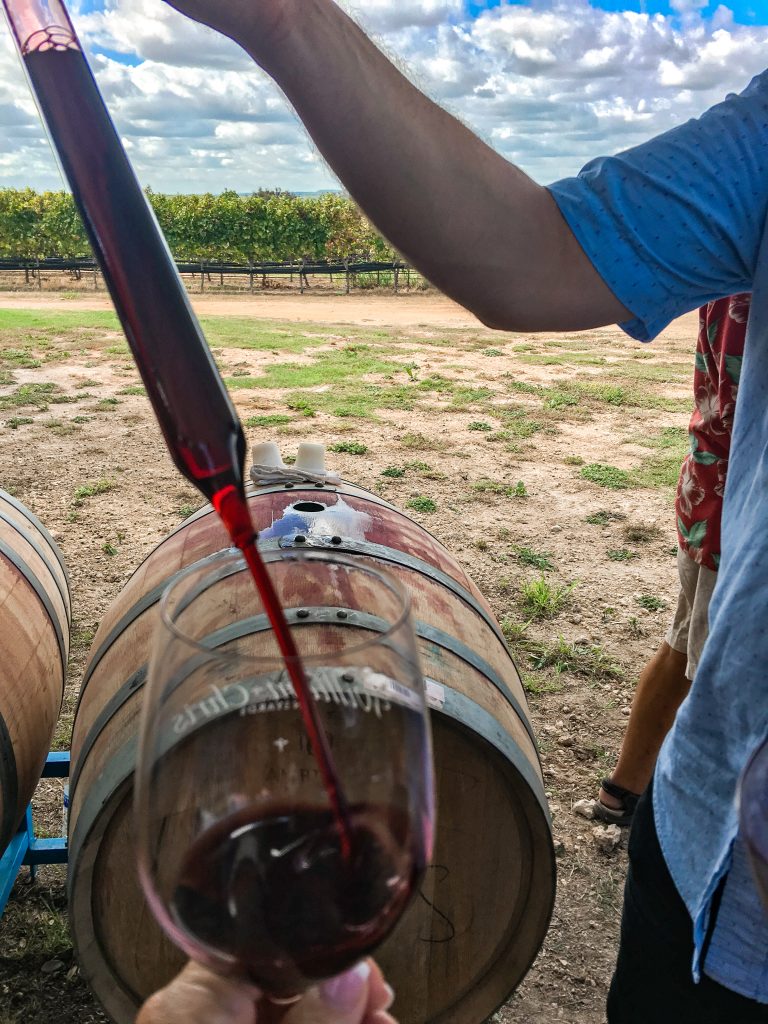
[0,288,700,1023]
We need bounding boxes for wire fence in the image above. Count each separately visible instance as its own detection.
[0,257,427,295]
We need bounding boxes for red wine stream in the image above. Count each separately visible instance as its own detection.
[22,43,350,849]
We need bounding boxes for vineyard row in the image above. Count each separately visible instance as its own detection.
[0,188,399,264]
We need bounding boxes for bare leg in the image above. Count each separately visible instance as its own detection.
[600,642,690,810]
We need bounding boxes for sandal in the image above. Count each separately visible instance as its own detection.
[593,778,640,827]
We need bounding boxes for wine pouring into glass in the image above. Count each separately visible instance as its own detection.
[2,0,434,1000]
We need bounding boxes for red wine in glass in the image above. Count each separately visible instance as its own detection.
[171,800,426,996]
[3,2,348,843]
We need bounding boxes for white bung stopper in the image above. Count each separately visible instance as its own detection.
[295,442,327,474]
[252,441,283,468]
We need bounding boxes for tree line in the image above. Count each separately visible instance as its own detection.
[0,188,399,264]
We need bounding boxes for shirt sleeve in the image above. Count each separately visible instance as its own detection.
[546,72,768,341]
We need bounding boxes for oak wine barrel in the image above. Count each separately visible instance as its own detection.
[69,478,555,1023]
[0,489,71,854]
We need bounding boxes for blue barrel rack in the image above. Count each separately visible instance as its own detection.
[0,751,69,918]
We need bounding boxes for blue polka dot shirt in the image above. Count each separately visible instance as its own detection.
[548,71,768,1002]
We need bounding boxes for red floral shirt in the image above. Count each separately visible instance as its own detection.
[676,294,749,571]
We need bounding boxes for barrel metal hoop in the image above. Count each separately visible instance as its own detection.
[0,507,70,622]
[76,542,508,712]
[0,489,72,617]
[68,682,550,924]
[0,540,67,677]
[260,538,507,648]
[70,610,535,799]
[74,549,238,712]
[0,709,19,853]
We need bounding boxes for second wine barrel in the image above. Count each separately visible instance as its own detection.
[0,489,71,855]
[69,479,555,1023]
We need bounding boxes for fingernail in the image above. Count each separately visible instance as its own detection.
[382,983,395,1010]
[319,962,371,1011]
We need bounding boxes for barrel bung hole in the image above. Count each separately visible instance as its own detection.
[293,502,327,513]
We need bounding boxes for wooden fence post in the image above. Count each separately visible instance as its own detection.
[200,262,205,293]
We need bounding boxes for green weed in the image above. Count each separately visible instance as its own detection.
[586,510,627,526]
[73,479,114,506]
[515,546,555,572]
[245,414,293,427]
[329,441,368,455]
[5,417,34,429]
[636,595,667,612]
[472,479,527,498]
[381,466,406,478]
[607,548,637,562]
[406,496,437,513]
[581,464,633,489]
[468,421,493,432]
[520,576,575,619]
[0,382,60,411]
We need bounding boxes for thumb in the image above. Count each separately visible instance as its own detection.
[282,963,373,1024]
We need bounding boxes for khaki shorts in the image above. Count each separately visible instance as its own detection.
[665,548,718,680]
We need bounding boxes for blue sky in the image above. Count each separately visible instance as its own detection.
[467,0,768,22]
[2,1,768,192]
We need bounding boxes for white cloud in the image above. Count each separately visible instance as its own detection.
[0,1,767,192]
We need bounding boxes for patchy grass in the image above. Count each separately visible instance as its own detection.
[636,595,668,612]
[515,546,555,572]
[607,548,638,562]
[406,496,437,513]
[634,452,685,490]
[245,413,293,427]
[328,441,368,455]
[381,466,406,478]
[117,385,147,397]
[227,348,401,391]
[468,421,493,432]
[580,463,633,490]
[400,432,447,452]
[0,382,61,411]
[73,479,115,506]
[520,576,575,619]
[586,510,627,526]
[5,416,34,429]
[472,479,528,498]
[528,637,623,681]
[504,378,542,396]
[623,523,662,544]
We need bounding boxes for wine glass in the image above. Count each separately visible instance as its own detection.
[135,548,434,1000]
[740,734,768,909]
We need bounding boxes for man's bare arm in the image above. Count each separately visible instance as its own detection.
[165,0,632,332]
